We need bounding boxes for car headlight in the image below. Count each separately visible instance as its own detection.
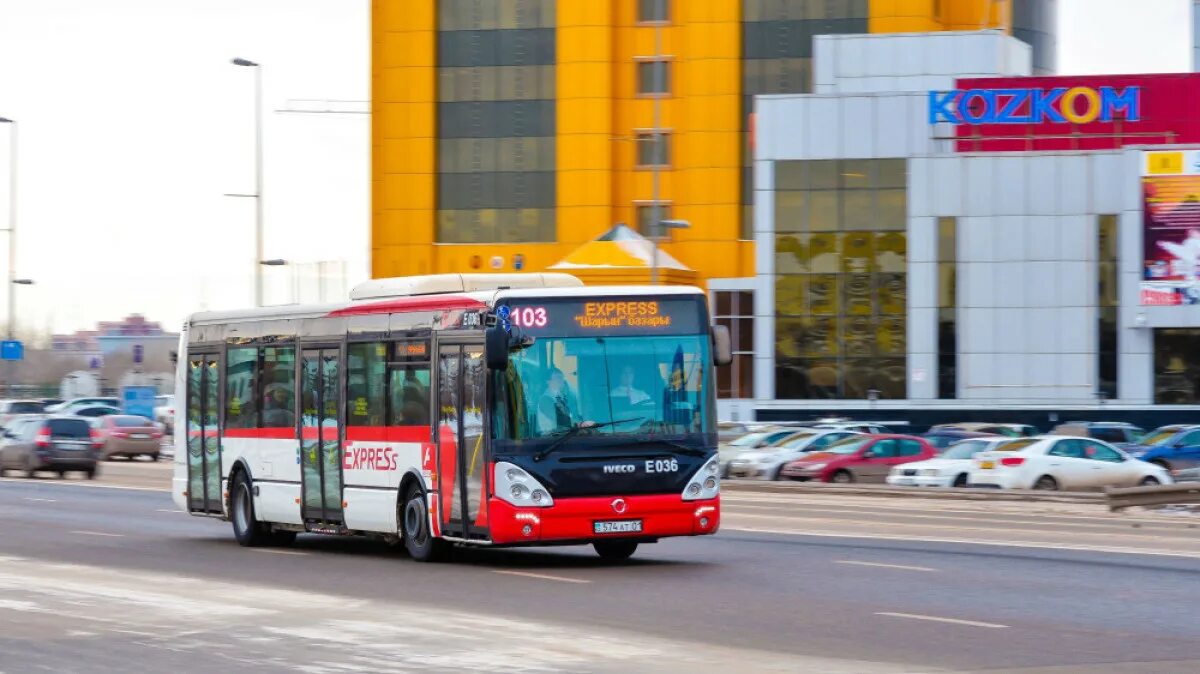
[683,457,720,501]
[494,462,554,508]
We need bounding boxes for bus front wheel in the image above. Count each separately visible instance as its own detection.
[402,485,448,562]
[593,540,638,561]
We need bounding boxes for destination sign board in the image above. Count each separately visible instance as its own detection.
[497,296,706,337]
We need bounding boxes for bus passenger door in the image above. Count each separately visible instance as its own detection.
[436,342,488,540]
[186,352,222,514]
[300,347,343,525]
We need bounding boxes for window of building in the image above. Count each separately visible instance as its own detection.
[773,159,908,400]
[1154,329,1200,404]
[739,3,869,243]
[435,1,557,244]
[1098,214,1118,400]
[635,202,672,237]
[636,59,670,95]
[938,217,957,399]
[638,0,669,23]
[714,290,755,399]
[635,131,670,168]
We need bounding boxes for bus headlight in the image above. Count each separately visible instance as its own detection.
[683,457,720,501]
[495,462,554,508]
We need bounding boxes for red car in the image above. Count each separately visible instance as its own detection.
[778,434,937,483]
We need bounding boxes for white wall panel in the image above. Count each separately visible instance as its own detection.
[1025,262,1059,308]
[840,97,874,158]
[1026,157,1058,216]
[1058,154,1090,215]
[993,215,1025,262]
[908,216,936,263]
[994,156,1027,215]
[876,97,912,159]
[964,156,996,216]
[1057,214,1092,263]
[1024,215,1059,261]
[804,98,841,159]
[930,156,964,215]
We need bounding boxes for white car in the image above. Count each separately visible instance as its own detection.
[887,437,1014,488]
[968,435,1173,491]
[727,429,862,480]
[155,394,175,433]
[718,428,800,477]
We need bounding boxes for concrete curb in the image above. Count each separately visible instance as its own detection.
[723,479,1104,503]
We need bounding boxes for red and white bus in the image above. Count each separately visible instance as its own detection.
[173,273,730,560]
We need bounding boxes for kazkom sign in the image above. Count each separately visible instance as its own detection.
[931,73,1200,152]
[929,86,1140,125]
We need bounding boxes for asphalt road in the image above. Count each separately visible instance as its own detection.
[1,469,1199,673]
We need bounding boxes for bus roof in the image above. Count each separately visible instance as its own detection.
[186,280,705,327]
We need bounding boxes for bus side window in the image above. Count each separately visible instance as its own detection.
[225,347,258,429]
[390,365,431,426]
[347,343,387,427]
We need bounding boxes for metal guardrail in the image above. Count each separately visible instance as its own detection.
[1105,483,1200,511]
[724,479,1103,504]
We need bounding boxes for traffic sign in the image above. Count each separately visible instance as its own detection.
[122,385,157,419]
[1,340,23,361]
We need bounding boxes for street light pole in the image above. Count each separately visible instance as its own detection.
[231,58,264,307]
[0,118,16,343]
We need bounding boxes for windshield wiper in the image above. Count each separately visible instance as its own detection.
[533,417,646,462]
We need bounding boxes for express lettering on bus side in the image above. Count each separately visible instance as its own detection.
[343,446,398,471]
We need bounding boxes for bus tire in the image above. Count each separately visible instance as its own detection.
[593,540,638,561]
[402,485,447,562]
[231,471,270,547]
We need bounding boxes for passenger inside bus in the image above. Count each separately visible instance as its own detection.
[537,367,579,433]
[390,367,431,426]
[262,384,295,427]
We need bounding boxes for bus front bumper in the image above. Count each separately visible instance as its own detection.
[488,494,720,546]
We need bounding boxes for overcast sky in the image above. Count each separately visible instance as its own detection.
[0,0,1192,337]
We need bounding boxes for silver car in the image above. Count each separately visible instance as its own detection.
[727,429,863,480]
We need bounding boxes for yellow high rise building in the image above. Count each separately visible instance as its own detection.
[372,0,1050,284]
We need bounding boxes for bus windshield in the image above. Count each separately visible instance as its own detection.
[495,333,713,441]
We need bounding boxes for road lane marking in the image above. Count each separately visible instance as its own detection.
[69,530,125,538]
[837,560,935,572]
[724,526,1200,559]
[493,570,591,584]
[875,612,1007,629]
[23,497,56,502]
[156,509,185,513]
[0,477,169,492]
[251,549,308,556]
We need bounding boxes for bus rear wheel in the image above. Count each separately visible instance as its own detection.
[593,540,638,561]
[402,485,447,562]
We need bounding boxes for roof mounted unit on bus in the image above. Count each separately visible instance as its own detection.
[349,273,583,301]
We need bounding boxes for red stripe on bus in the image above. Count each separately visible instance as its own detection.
[345,426,432,443]
[326,295,485,317]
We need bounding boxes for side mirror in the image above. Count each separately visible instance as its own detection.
[485,326,509,371]
[712,325,733,366]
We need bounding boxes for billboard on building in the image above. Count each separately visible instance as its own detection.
[932,74,1200,152]
[1141,150,1200,306]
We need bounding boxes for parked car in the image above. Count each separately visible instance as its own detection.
[727,429,862,480]
[811,422,894,434]
[96,415,164,461]
[0,399,46,425]
[921,429,996,451]
[47,397,121,414]
[779,435,937,483]
[40,398,64,408]
[0,415,101,479]
[719,428,804,477]
[71,405,122,418]
[887,437,1015,488]
[969,435,1171,491]
[154,394,175,434]
[930,422,1038,437]
[1052,422,1145,444]
[1121,424,1200,474]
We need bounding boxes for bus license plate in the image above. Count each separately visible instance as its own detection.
[594,520,642,535]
